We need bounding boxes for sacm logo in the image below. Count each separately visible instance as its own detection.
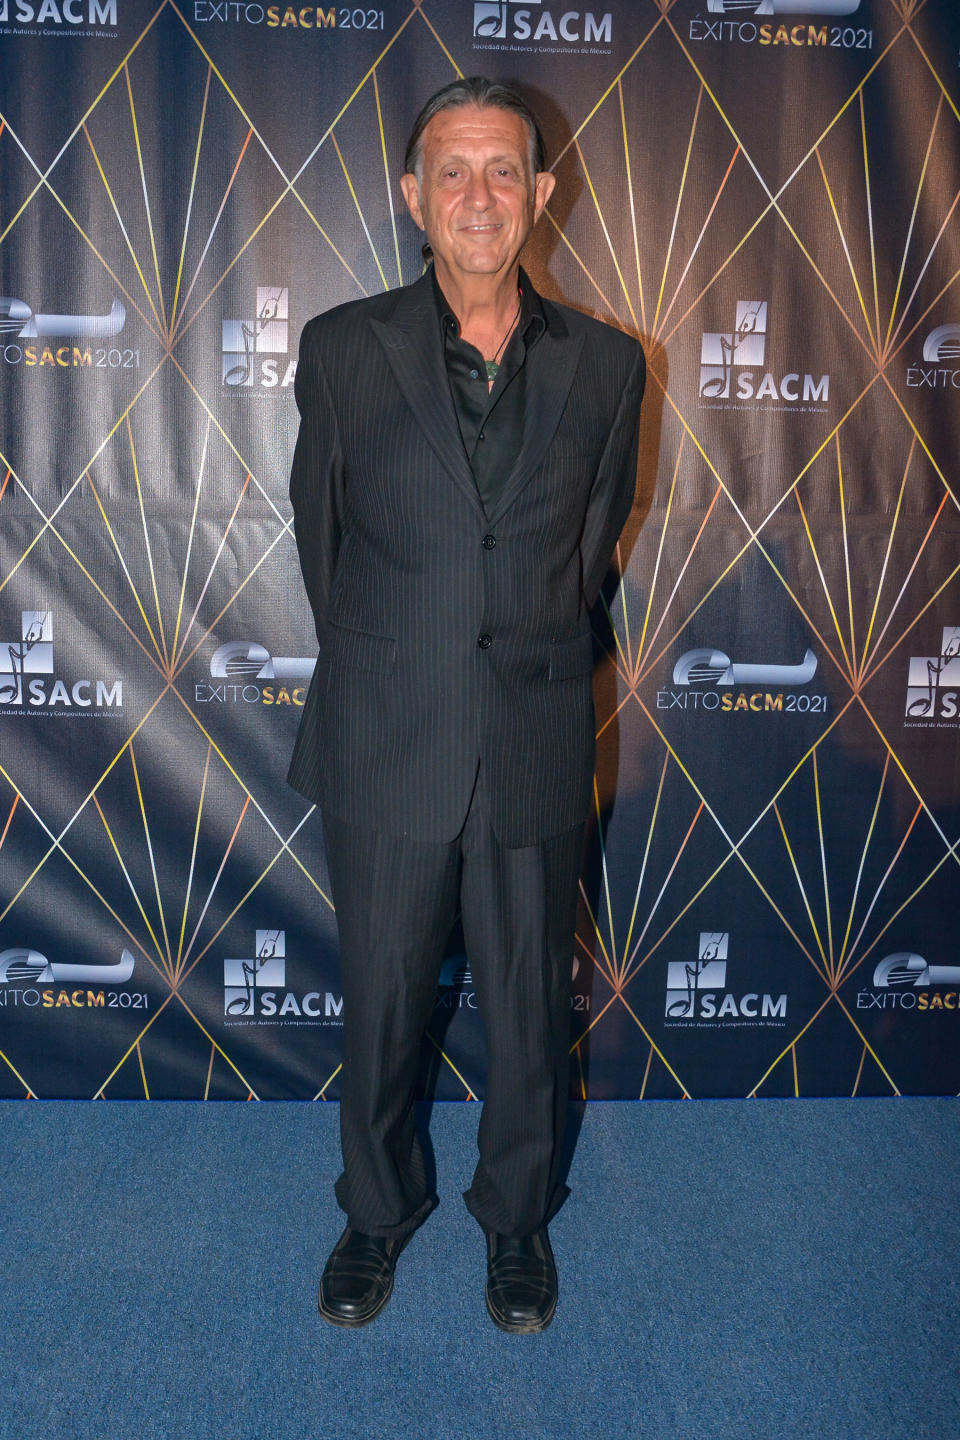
[922,324,960,363]
[707,0,858,12]
[223,929,342,1024]
[436,955,477,1010]
[657,639,827,717]
[472,0,611,46]
[0,947,143,1016]
[700,300,829,406]
[665,932,787,1025]
[904,626,960,724]
[856,953,960,1015]
[672,646,817,688]
[195,640,315,708]
[872,954,960,989]
[0,295,124,339]
[906,324,960,393]
[222,285,295,389]
[0,948,134,985]
[0,610,122,712]
[0,0,117,24]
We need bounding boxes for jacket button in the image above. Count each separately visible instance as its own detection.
[478,633,492,650]
[482,534,496,550]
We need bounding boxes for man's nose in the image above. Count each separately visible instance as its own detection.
[463,171,495,209]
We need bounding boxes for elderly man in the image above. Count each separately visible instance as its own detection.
[288,76,645,1332]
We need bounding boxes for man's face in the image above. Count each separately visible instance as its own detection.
[400,105,555,283]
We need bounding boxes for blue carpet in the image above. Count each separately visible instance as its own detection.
[0,1098,956,1440]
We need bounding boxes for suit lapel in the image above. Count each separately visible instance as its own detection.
[370,273,585,526]
[369,274,483,515]
[486,312,583,528]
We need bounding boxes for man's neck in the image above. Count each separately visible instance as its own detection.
[433,259,523,355]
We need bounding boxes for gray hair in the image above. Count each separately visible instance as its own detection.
[403,76,546,183]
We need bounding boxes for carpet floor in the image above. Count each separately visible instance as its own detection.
[0,1098,956,1440]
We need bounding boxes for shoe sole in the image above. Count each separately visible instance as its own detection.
[318,1272,395,1329]
[485,1285,557,1334]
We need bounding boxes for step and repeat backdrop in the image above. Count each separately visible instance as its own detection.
[0,0,958,1101]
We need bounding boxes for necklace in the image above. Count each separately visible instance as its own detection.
[484,293,522,383]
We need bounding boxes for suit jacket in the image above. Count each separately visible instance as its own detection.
[287,268,645,847]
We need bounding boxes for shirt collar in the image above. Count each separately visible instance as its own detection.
[431,264,545,342]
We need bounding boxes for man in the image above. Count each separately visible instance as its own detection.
[288,77,645,1332]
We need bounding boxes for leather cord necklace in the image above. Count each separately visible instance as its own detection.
[484,292,523,383]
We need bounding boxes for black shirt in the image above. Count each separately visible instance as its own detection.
[433,267,546,512]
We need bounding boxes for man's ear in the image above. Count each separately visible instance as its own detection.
[400,173,425,231]
[532,170,556,224]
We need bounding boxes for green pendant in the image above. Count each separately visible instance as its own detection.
[485,360,499,382]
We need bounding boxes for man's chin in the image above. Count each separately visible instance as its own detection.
[445,247,520,278]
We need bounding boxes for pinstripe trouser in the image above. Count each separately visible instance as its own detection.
[321,772,584,1239]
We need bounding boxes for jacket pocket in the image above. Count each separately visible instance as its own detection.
[328,620,397,674]
[549,632,594,681]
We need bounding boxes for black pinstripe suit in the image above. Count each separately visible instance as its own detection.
[289,267,645,1237]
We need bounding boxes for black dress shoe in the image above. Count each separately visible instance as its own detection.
[485,1227,558,1333]
[318,1227,405,1327]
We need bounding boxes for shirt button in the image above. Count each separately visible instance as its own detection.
[482,534,496,550]
[478,431,485,441]
[469,368,479,380]
[478,633,492,650]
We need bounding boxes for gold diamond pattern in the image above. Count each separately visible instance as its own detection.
[0,0,957,1099]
